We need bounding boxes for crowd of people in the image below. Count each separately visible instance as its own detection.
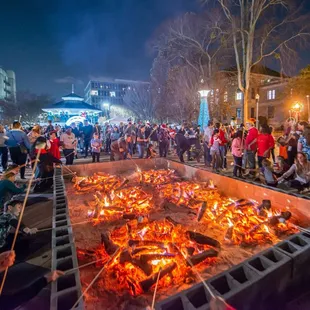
[0,117,310,195]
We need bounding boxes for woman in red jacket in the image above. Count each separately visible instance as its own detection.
[257,125,275,168]
[48,131,61,160]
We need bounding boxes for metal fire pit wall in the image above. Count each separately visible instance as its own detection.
[61,159,310,310]
[50,167,84,310]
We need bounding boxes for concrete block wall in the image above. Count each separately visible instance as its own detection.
[50,167,84,310]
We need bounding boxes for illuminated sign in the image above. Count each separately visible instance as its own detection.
[65,116,86,126]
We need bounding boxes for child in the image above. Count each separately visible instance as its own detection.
[91,133,102,163]
[49,130,61,160]
[231,130,243,178]
[0,199,37,261]
[210,129,222,172]
[273,156,290,177]
[260,159,278,187]
[146,144,157,159]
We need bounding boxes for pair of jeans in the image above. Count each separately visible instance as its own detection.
[0,146,8,170]
[203,142,211,166]
[287,146,297,167]
[257,156,266,168]
[179,145,191,162]
[63,149,74,165]
[84,139,91,157]
[159,140,169,157]
[137,144,145,159]
[290,180,309,191]
[246,150,256,174]
[219,145,227,168]
[210,149,221,170]
[233,155,243,176]
[92,152,100,162]
[9,146,27,178]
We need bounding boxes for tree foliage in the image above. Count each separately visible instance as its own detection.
[0,91,53,125]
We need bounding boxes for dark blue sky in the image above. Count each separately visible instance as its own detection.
[1,0,309,100]
[0,0,198,99]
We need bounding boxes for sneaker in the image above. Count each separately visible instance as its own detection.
[222,168,227,172]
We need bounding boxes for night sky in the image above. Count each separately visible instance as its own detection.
[0,0,198,99]
[1,0,310,100]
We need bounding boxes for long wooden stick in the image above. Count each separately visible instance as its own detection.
[70,247,121,310]
[2,159,38,178]
[151,267,162,310]
[173,243,215,298]
[0,149,42,295]
[64,258,108,275]
[37,220,93,232]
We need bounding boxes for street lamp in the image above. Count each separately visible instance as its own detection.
[292,102,302,122]
[307,95,310,121]
[255,94,260,129]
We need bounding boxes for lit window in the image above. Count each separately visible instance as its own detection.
[236,108,241,119]
[267,90,275,100]
[110,91,116,97]
[236,92,242,100]
[90,90,98,96]
[224,91,228,102]
[128,86,131,90]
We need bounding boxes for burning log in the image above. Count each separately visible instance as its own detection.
[185,247,195,256]
[101,232,119,255]
[269,211,292,226]
[197,202,207,222]
[120,249,153,276]
[139,262,177,292]
[123,214,137,220]
[115,179,129,191]
[165,216,180,227]
[187,249,218,266]
[225,226,234,241]
[186,231,221,249]
[257,200,271,216]
[128,240,166,249]
[140,253,176,263]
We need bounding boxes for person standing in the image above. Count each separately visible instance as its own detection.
[231,130,244,178]
[0,125,8,172]
[91,133,102,163]
[210,129,222,172]
[215,123,228,171]
[298,126,310,161]
[44,120,54,134]
[203,121,213,166]
[257,125,275,168]
[94,122,101,139]
[60,127,76,165]
[5,121,31,179]
[244,120,258,176]
[82,120,93,158]
[158,124,170,158]
[48,131,61,160]
[137,125,147,159]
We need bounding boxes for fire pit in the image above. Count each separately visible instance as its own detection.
[51,159,310,310]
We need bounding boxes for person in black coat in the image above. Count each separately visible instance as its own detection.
[173,132,191,163]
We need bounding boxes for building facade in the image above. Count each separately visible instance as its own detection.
[0,68,16,102]
[213,66,288,127]
[84,78,149,110]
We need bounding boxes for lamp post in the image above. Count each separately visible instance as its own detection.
[307,95,310,121]
[292,102,302,122]
[255,94,260,129]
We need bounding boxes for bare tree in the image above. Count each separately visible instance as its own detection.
[0,91,52,125]
[123,84,155,121]
[203,0,310,122]
[150,10,231,122]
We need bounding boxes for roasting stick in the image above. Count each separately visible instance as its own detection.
[0,146,43,295]
[70,247,122,310]
[292,224,310,234]
[172,243,215,298]
[64,257,109,275]
[37,219,94,232]
[1,160,38,178]
[151,267,162,310]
